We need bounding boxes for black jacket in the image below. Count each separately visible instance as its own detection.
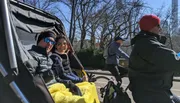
[28,45,55,83]
[50,51,83,83]
[129,31,180,103]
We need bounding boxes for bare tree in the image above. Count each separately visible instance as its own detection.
[96,0,144,50]
[75,0,101,49]
[21,0,57,12]
[86,0,112,49]
[52,0,78,44]
[69,0,77,44]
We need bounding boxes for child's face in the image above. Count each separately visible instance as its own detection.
[56,38,68,53]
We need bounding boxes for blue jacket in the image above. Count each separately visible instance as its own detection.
[106,41,129,65]
[50,51,83,83]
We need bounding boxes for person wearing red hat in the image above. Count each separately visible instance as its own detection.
[129,15,180,103]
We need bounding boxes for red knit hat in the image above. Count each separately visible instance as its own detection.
[139,15,160,31]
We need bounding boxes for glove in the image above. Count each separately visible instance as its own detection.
[67,81,82,96]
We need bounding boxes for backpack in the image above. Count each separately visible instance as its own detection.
[103,45,110,59]
[101,81,131,103]
[103,43,116,59]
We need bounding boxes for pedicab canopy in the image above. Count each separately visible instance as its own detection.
[0,0,86,103]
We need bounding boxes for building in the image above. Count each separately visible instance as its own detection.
[171,0,178,35]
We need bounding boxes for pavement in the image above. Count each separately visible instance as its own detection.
[86,69,180,103]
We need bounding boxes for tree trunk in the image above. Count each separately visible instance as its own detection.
[80,23,86,49]
[69,0,75,43]
[71,17,76,46]
[90,33,95,49]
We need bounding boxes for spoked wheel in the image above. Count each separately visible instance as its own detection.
[95,76,110,82]
[94,75,112,102]
[94,76,111,87]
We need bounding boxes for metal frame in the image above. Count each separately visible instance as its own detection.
[0,0,29,103]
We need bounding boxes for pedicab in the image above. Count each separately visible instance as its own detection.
[0,0,99,103]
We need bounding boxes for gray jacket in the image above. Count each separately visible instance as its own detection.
[28,45,56,84]
[106,41,129,65]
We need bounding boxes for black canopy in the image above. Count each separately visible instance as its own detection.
[0,0,83,103]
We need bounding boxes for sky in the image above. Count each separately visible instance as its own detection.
[144,0,171,10]
[143,0,180,14]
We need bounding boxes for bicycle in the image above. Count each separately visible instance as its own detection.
[99,77,131,103]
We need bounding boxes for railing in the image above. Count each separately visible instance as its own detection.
[0,63,29,103]
[85,69,180,82]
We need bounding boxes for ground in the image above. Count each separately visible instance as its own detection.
[86,69,180,103]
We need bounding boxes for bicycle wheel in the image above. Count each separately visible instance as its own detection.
[95,76,111,87]
[94,75,111,102]
[95,76,110,81]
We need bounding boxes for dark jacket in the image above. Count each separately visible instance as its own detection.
[106,41,129,65]
[129,31,180,103]
[28,45,56,84]
[50,51,83,83]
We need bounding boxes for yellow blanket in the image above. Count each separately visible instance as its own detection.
[48,82,100,103]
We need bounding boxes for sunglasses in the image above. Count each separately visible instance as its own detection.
[57,42,67,46]
[44,38,56,45]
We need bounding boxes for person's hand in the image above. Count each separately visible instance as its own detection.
[66,44,73,54]
[82,75,88,82]
[66,49,70,54]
